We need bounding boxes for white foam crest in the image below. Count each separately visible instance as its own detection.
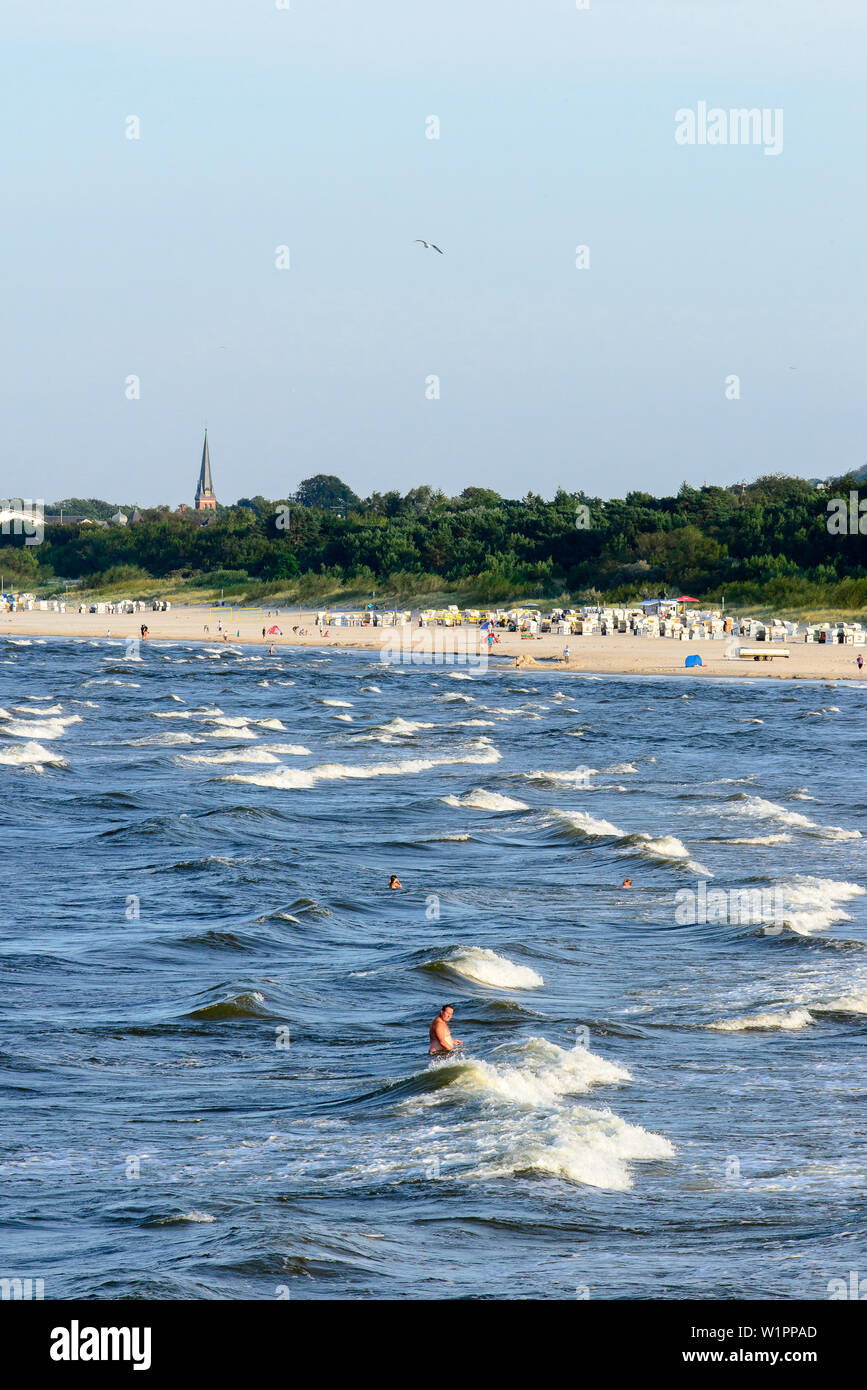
[442,789,528,812]
[83,679,140,687]
[814,991,867,1016]
[478,1108,674,1190]
[378,717,436,735]
[732,795,859,841]
[267,743,312,755]
[152,706,223,720]
[322,699,353,707]
[407,1038,671,1190]
[0,740,68,768]
[604,762,638,774]
[12,703,63,715]
[224,741,501,790]
[546,808,626,839]
[3,715,82,739]
[177,749,283,766]
[710,1008,814,1032]
[630,833,711,876]
[155,1211,216,1224]
[426,1038,631,1108]
[779,876,866,935]
[522,766,598,785]
[722,834,793,846]
[131,730,199,746]
[445,947,543,989]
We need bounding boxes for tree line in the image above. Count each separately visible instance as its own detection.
[3,472,867,611]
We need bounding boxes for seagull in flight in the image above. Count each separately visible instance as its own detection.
[415,239,443,254]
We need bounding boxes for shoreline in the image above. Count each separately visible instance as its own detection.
[3,605,866,681]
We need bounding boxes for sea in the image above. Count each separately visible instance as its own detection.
[2,636,866,1300]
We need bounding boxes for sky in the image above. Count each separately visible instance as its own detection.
[2,1,865,506]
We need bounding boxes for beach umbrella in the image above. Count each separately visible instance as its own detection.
[677,595,699,602]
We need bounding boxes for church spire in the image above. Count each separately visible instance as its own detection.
[195,429,217,510]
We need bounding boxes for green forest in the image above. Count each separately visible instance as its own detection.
[3,471,867,616]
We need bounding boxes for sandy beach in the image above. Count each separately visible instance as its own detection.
[3,604,865,680]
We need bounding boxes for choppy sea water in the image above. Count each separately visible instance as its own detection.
[2,636,866,1300]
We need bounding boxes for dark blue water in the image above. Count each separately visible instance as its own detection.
[2,637,866,1299]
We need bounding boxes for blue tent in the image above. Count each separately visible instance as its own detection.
[684,654,702,668]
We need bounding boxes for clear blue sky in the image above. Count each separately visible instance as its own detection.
[2,2,865,506]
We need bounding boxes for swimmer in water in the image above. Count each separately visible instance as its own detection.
[429,1004,462,1056]
[621,877,632,888]
[388,875,402,890]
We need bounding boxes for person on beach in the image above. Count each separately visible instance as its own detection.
[429,1005,462,1056]
[858,655,864,673]
[563,646,570,662]
[388,875,402,889]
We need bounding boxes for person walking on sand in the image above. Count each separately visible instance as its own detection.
[858,655,864,674]
[563,646,570,663]
[429,1005,462,1056]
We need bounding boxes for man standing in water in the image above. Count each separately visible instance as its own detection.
[429,1005,462,1056]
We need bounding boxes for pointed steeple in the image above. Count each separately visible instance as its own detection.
[195,429,217,509]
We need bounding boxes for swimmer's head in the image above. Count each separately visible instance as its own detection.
[621,877,632,888]
[440,1005,454,1020]
[388,875,401,889]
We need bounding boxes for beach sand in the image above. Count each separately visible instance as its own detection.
[3,604,865,681]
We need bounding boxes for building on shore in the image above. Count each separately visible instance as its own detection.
[195,430,217,511]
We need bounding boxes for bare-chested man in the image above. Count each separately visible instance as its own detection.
[429,1004,462,1056]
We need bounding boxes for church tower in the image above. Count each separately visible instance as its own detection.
[195,429,217,510]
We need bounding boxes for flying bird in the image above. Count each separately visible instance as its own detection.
[415,240,443,253]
